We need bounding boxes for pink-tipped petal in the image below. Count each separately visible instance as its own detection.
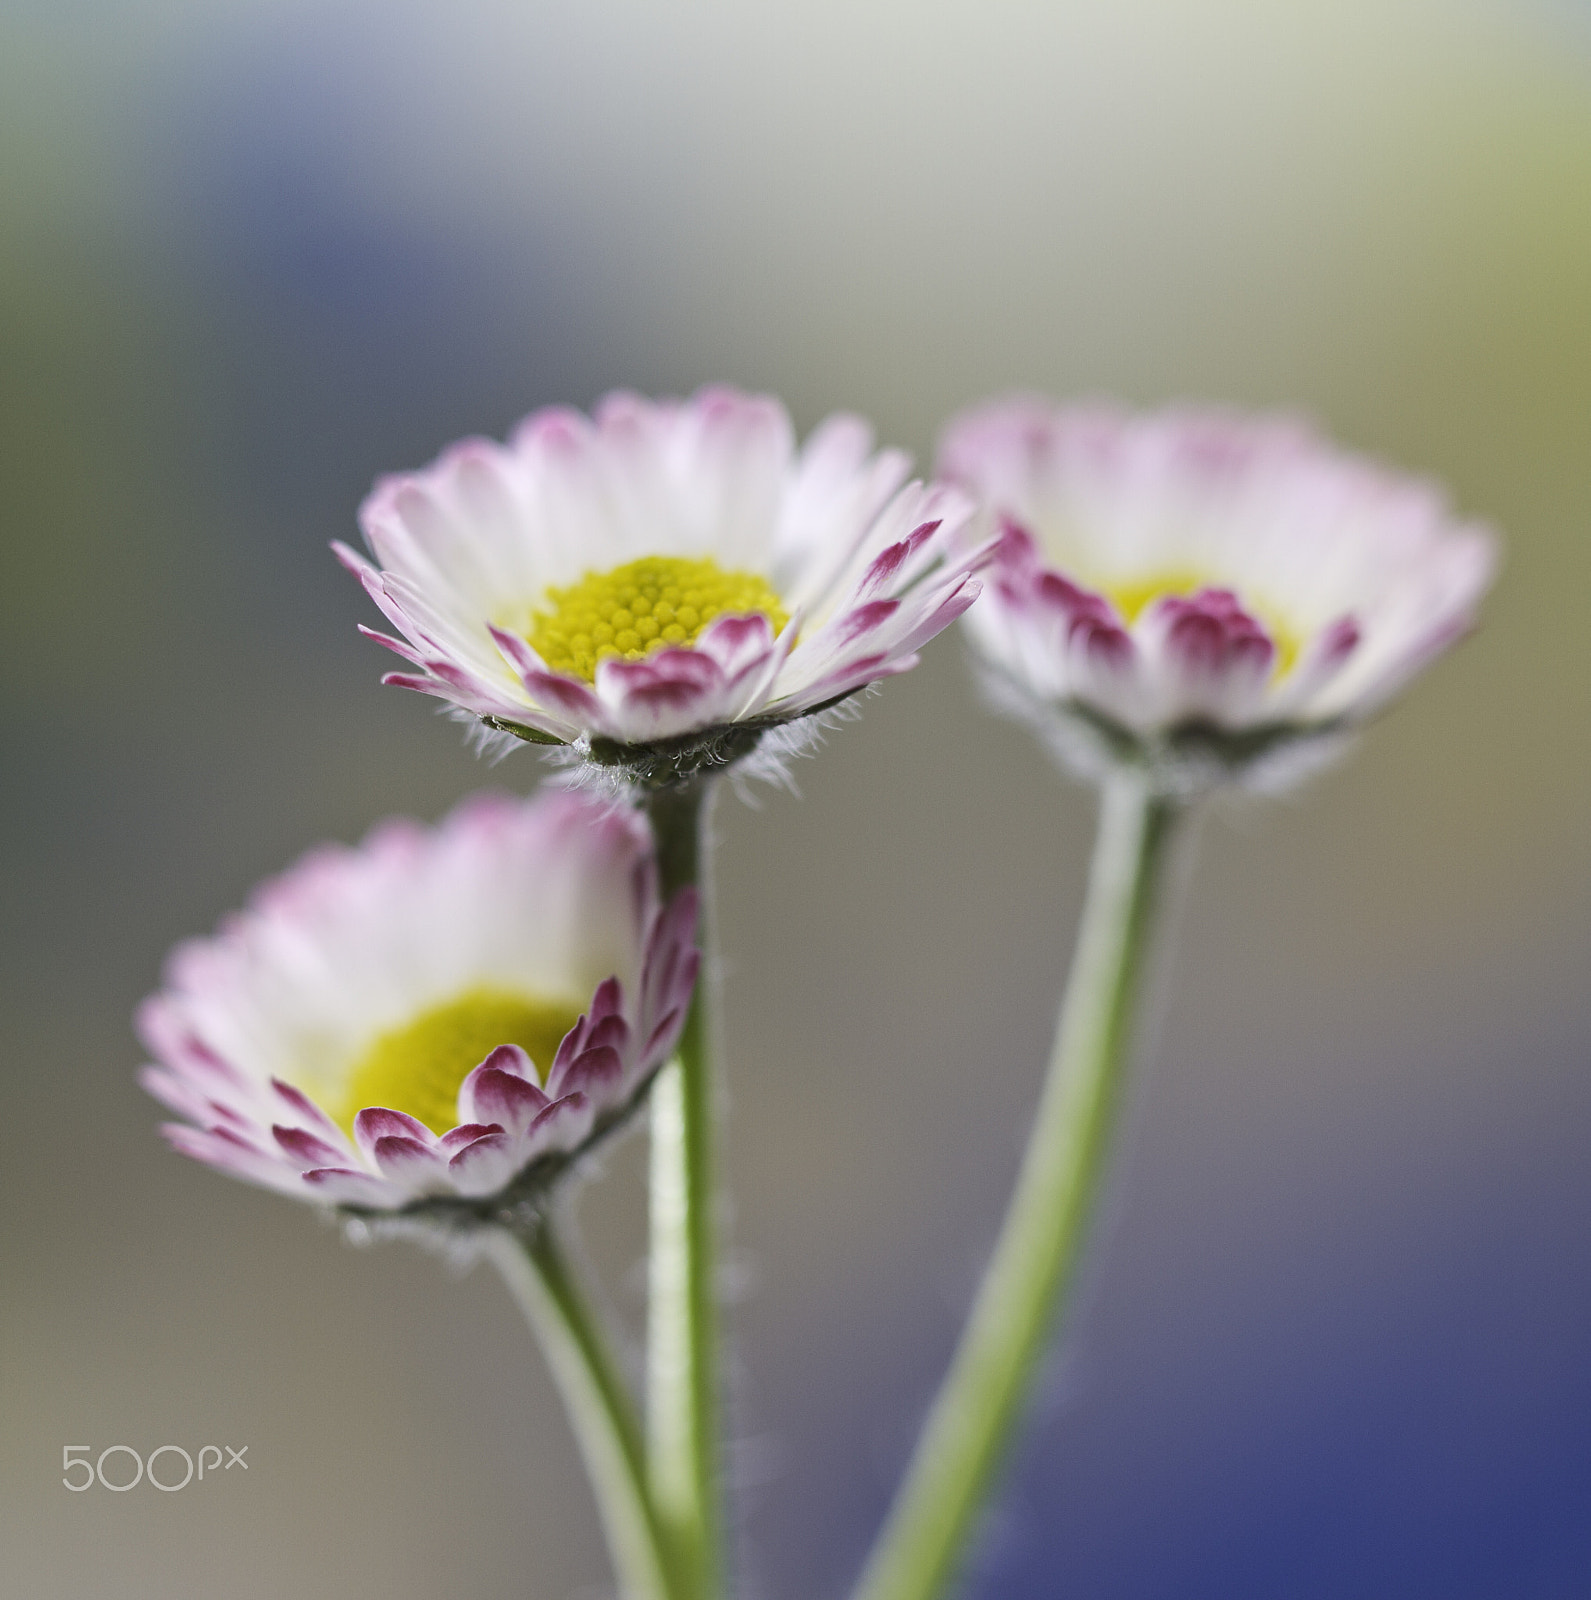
[446,1130,519,1196]
[693,613,777,681]
[353,1107,438,1163]
[547,1044,623,1099]
[582,1014,630,1056]
[161,1124,305,1194]
[589,976,623,1022]
[525,1091,594,1154]
[440,1121,504,1153]
[479,1043,537,1079]
[833,598,901,646]
[855,520,942,599]
[272,1124,348,1173]
[460,1066,552,1136]
[644,1006,686,1060]
[140,1064,222,1126]
[370,1135,447,1186]
[269,1078,347,1144]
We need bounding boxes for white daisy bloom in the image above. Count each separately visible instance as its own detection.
[139,792,698,1214]
[939,398,1497,786]
[335,386,987,774]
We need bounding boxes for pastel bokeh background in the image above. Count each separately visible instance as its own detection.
[4,2,1591,1596]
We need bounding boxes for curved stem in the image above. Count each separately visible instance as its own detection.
[852,773,1180,1600]
[485,1222,676,1600]
[644,778,724,1600]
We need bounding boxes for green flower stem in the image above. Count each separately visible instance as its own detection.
[643,777,724,1600]
[485,1220,676,1600]
[852,772,1180,1600]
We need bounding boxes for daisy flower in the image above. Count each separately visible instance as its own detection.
[138,792,697,1215]
[336,386,986,782]
[939,398,1497,788]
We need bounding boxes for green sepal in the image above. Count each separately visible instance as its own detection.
[483,715,568,747]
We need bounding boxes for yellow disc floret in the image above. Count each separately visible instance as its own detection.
[333,987,584,1135]
[1104,571,1211,626]
[522,555,789,683]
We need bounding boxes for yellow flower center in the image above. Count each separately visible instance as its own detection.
[332,987,584,1136]
[1102,571,1300,678]
[522,556,789,683]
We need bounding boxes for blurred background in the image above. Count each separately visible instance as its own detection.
[4,1,1591,1595]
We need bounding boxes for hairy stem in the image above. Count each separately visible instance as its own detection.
[486,1221,676,1600]
[644,778,724,1600]
[852,772,1180,1600]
